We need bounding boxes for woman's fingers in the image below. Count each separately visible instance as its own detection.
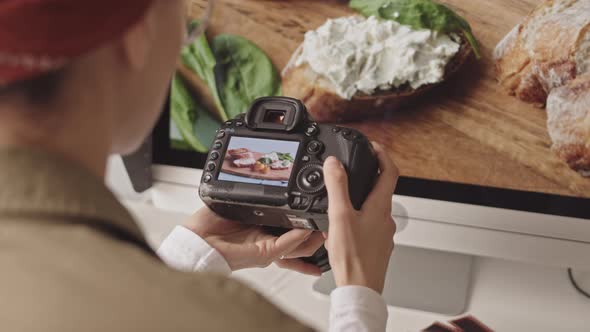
[274,258,322,276]
[281,232,325,259]
[323,156,353,214]
[364,142,399,211]
[272,229,313,259]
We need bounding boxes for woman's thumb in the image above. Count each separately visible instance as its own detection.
[323,157,352,211]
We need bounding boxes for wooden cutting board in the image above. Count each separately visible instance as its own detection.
[190,0,590,199]
[221,152,292,181]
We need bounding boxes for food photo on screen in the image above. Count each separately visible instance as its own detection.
[217,137,299,187]
[161,0,590,208]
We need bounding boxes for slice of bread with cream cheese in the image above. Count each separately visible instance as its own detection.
[282,14,474,122]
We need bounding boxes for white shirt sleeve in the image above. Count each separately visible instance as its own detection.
[156,225,231,275]
[329,286,388,332]
[157,225,388,331]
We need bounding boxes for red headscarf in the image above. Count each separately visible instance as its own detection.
[0,0,154,86]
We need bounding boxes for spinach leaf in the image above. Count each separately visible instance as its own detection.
[277,152,294,162]
[181,31,229,121]
[349,0,391,16]
[258,157,273,165]
[212,34,282,119]
[350,0,480,58]
[170,74,220,153]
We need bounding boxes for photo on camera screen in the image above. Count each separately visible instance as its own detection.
[218,137,300,187]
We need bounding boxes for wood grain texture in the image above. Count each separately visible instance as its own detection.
[189,0,590,198]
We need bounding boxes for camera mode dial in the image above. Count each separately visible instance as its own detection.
[296,163,326,195]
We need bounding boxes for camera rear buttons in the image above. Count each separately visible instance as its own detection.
[306,141,323,154]
[216,131,226,139]
[210,151,220,160]
[341,129,357,140]
[213,141,223,150]
[206,162,216,172]
[305,124,319,137]
[306,171,321,184]
[292,196,310,208]
[203,174,212,183]
[296,163,326,194]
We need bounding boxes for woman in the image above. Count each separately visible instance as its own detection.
[0,0,399,331]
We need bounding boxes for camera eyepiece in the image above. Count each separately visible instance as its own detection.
[245,97,306,132]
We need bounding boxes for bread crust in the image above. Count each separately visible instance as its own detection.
[494,0,590,106]
[282,37,473,122]
[547,73,590,176]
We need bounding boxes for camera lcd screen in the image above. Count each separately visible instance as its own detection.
[217,136,299,187]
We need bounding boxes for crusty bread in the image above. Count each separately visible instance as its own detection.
[494,0,590,106]
[282,37,474,122]
[495,0,590,175]
[547,73,590,176]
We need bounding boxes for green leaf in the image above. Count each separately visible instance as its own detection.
[351,0,481,58]
[212,34,282,119]
[187,20,200,35]
[181,26,228,121]
[170,74,220,153]
[277,152,294,162]
[258,157,273,165]
[349,0,391,16]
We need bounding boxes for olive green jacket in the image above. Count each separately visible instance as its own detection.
[0,148,312,332]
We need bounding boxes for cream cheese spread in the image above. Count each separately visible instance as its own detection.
[294,16,461,99]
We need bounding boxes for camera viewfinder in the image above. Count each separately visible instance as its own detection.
[264,110,287,124]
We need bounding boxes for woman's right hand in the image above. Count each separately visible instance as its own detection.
[323,142,399,294]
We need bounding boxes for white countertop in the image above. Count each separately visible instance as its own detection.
[125,200,590,332]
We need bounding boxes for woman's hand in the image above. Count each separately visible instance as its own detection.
[184,207,325,275]
[323,142,399,293]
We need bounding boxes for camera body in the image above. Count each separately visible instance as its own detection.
[199,97,378,232]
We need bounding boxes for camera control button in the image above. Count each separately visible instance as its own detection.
[216,131,226,139]
[306,141,323,154]
[206,162,216,172]
[203,174,212,183]
[213,141,223,150]
[210,151,220,160]
[235,121,244,127]
[306,171,322,184]
[341,129,351,136]
[305,125,319,137]
[224,121,233,126]
[302,155,311,162]
[332,127,341,133]
[296,163,326,194]
[290,191,302,196]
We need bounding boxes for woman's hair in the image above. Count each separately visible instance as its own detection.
[0,69,66,105]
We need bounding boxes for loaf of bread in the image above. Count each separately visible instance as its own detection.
[495,0,590,175]
[494,0,590,106]
[547,74,590,176]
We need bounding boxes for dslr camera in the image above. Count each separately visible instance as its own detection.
[199,97,379,271]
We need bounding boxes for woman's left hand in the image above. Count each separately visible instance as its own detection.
[184,207,325,276]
